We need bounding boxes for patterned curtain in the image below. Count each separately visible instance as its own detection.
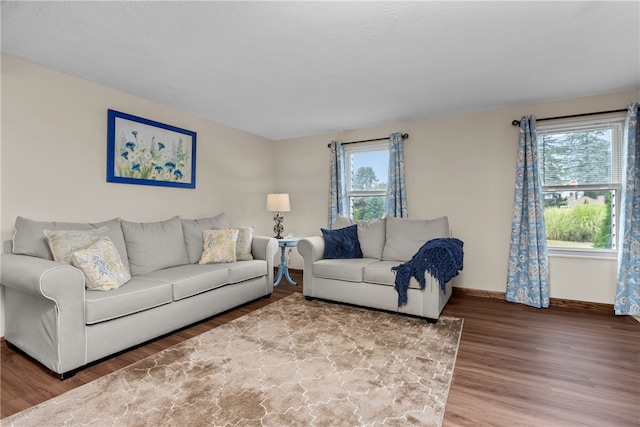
[386,132,408,218]
[615,102,640,315]
[506,116,550,308]
[328,140,347,227]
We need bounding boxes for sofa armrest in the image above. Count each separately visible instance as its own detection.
[1,253,85,300]
[251,236,279,285]
[1,253,87,375]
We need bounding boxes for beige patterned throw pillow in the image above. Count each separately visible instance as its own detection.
[199,229,239,264]
[44,227,109,264]
[71,237,131,291]
[235,227,254,261]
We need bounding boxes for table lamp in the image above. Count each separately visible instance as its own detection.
[267,193,290,239]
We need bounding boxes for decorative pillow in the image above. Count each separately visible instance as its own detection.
[321,224,363,259]
[199,229,239,264]
[181,213,230,264]
[382,216,450,262]
[333,215,386,260]
[235,227,254,261]
[121,216,189,276]
[43,227,109,264]
[12,217,129,272]
[71,237,131,291]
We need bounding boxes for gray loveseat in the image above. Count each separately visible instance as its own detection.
[1,214,278,379]
[298,215,456,322]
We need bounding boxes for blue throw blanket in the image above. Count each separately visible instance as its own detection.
[391,238,464,306]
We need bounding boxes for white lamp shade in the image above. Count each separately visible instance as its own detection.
[267,193,291,212]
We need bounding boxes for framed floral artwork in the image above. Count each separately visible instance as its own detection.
[106,110,197,188]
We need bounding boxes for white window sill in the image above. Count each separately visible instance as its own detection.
[548,248,618,261]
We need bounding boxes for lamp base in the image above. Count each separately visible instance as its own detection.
[273,212,284,239]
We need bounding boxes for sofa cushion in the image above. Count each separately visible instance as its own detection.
[121,216,189,276]
[321,225,363,259]
[12,216,129,271]
[333,215,385,260]
[199,229,239,264]
[382,216,450,262]
[312,258,377,282]
[139,264,229,301]
[71,237,131,291]
[43,227,108,264]
[228,260,267,283]
[84,277,173,324]
[181,213,230,264]
[363,260,422,289]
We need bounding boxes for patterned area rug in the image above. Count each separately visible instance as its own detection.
[4,293,463,426]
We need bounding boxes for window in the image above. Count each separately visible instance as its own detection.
[344,142,389,221]
[538,117,625,257]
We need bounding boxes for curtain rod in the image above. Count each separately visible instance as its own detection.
[327,133,409,148]
[511,108,627,127]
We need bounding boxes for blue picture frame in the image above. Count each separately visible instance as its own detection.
[107,109,196,189]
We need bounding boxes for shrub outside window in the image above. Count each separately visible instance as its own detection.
[344,142,389,221]
[538,117,625,258]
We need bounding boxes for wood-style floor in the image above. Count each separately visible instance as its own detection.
[2,271,639,426]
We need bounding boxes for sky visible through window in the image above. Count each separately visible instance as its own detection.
[352,150,389,185]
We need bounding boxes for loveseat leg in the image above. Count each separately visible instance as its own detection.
[425,317,438,324]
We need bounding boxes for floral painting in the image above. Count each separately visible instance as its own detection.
[107,110,196,188]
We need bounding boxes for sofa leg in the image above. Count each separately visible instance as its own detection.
[304,296,316,301]
[425,317,438,324]
[59,369,77,381]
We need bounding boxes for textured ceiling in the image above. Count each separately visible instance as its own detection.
[2,1,639,140]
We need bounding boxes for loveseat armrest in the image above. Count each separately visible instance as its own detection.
[297,236,325,263]
[1,253,87,376]
[297,236,326,296]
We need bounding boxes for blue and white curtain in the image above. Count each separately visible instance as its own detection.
[506,116,550,308]
[328,140,348,227]
[386,132,408,218]
[615,102,640,315]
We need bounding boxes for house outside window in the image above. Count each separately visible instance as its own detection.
[538,116,625,258]
[344,142,389,221]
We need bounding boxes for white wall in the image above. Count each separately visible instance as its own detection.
[275,88,640,305]
[0,55,278,336]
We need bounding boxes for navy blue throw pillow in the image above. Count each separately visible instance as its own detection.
[321,224,363,259]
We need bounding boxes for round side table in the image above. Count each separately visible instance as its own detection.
[274,238,298,286]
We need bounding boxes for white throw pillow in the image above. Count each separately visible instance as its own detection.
[44,227,108,264]
[235,227,254,261]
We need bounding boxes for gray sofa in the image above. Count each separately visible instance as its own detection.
[1,214,278,379]
[298,215,456,322]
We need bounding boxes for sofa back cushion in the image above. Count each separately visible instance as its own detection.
[181,213,230,264]
[332,215,385,260]
[121,216,189,275]
[382,216,450,262]
[12,216,130,271]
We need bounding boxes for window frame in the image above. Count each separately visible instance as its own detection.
[343,141,389,220]
[537,116,625,260]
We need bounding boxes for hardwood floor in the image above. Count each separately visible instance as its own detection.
[2,271,639,426]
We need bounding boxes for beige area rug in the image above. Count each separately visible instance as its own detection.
[5,293,463,427]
